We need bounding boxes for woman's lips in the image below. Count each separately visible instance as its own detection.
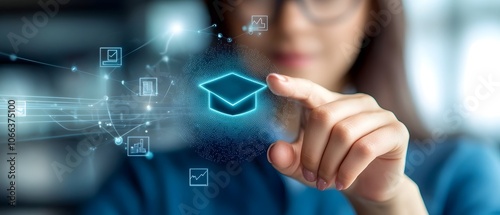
[272,53,313,68]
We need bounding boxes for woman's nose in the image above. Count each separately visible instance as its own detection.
[275,1,313,36]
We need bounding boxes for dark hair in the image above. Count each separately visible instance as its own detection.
[350,0,427,139]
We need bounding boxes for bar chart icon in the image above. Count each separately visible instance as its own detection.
[127,136,150,156]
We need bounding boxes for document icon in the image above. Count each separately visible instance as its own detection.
[189,168,209,186]
[139,77,158,96]
[100,47,122,67]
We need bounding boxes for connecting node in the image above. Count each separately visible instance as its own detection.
[172,23,182,34]
[9,54,17,61]
[114,136,123,145]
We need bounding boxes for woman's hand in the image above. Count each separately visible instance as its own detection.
[266,73,410,203]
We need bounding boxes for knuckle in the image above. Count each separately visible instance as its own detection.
[394,121,410,139]
[358,93,378,106]
[336,169,356,185]
[354,140,376,158]
[332,122,356,145]
[383,110,397,120]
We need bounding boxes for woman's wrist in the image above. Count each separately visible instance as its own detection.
[344,175,428,215]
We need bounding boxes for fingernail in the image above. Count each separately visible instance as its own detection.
[316,178,328,191]
[269,73,287,82]
[335,181,344,190]
[302,168,316,182]
[267,143,275,164]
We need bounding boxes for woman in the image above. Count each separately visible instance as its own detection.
[82,0,500,214]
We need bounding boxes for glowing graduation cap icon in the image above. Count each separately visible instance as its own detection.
[199,73,267,116]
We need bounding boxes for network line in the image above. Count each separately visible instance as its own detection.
[0,22,255,153]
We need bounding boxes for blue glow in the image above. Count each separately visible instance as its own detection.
[199,72,267,117]
[114,136,123,145]
[99,47,122,67]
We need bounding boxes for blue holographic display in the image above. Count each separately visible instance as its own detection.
[199,73,267,116]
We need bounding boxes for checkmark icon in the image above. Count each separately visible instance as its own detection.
[107,50,118,62]
[100,47,122,67]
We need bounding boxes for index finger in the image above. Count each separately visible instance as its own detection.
[266,73,340,108]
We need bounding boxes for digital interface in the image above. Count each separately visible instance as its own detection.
[1,0,500,215]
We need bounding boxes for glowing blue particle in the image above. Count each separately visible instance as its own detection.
[162,56,169,62]
[146,152,154,160]
[104,74,109,80]
[104,96,109,101]
[71,66,77,72]
[146,105,151,111]
[197,30,201,33]
[145,121,151,126]
[242,26,247,32]
[212,24,217,27]
[217,33,223,39]
[114,136,123,145]
[227,38,233,43]
[9,54,17,61]
[121,80,125,85]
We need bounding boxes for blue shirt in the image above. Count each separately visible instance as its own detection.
[81,138,500,215]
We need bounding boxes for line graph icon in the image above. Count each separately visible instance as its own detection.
[189,168,209,186]
[250,15,268,32]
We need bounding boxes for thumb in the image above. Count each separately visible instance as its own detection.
[267,132,304,180]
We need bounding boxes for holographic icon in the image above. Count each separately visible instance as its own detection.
[250,15,268,32]
[189,168,209,187]
[100,47,122,67]
[199,73,267,116]
[139,77,158,96]
[16,101,26,117]
[127,136,150,156]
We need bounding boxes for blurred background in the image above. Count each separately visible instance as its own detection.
[0,0,499,214]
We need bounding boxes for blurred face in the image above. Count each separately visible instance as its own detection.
[226,0,372,91]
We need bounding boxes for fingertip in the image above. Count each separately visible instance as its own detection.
[267,143,275,164]
[266,73,289,97]
[268,141,294,170]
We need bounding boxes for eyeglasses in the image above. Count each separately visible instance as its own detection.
[239,0,364,24]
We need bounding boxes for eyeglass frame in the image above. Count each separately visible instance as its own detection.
[264,0,365,24]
